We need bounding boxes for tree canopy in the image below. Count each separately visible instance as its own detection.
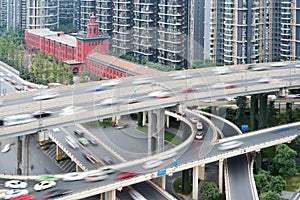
[200,182,219,200]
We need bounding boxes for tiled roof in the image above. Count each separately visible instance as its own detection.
[87,52,159,75]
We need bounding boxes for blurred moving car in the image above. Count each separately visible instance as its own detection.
[115,171,139,180]
[148,91,170,99]
[35,175,58,182]
[100,98,122,106]
[143,159,163,169]
[180,87,197,93]
[59,106,86,116]
[42,189,72,199]
[73,129,84,137]
[82,151,98,164]
[129,190,147,200]
[218,141,244,151]
[270,62,287,67]
[86,136,98,145]
[4,114,37,126]
[172,74,193,80]
[1,144,11,153]
[65,136,79,150]
[78,137,89,146]
[3,189,29,199]
[100,166,116,174]
[10,194,35,200]
[195,132,204,140]
[133,77,153,85]
[62,172,86,182]
[102,156,114,165]
[32,92,59,101]
[189,117,199,124]
[85,172,108,182]
[4,180,28,189]
[101,80,121,87]
[115,123,128,130]
[33,181,56,191]
[32,111,52,118]
[215,67,232,75]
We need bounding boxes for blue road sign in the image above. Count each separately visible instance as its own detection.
[157,169,166,177]
[173,159,178,168]
[241,124,248,131]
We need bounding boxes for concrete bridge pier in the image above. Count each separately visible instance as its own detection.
[143,111,147,126]
[219,159,224,194]
[148,108,165,155]
[157,175,166,190]
[166,115,170,128]
[17,135,31,175]
[56,145,63,161]
[250,94,259,131]
[192,166,199,200]
[104,190,116,200]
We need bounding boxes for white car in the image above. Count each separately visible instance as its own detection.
[65,136,79,149]
[215,67,232,75]
[189,117,199,124]
[251,66,271,71]
[3,189,29,199]
[172,74,193,80]
[196,122,203,130]
[218,141,244,151]
[0,72,3,76]
[133,77,153,85]
[4,180,28,189]
[59,106,86,116]
[147,91,170,98]
[63,172,87,181]
[101,80,121,87]
[34,180,56,191]
[100,98,122,106]
[33,92,59,101]
[257,78,271,83]
[85,172,108,182]
[195,132,204,140]
[129,190,147,200]
[143,159,163,169]
[1,144,11,153]
[270,62,287,67]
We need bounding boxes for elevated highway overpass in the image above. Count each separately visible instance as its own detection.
[1,64,300,139]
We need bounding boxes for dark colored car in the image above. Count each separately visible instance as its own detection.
[73,129,84,137]
[32,111,53,118]
[43,189,73,199]
[115,123,128,130]
[0,118,4,126]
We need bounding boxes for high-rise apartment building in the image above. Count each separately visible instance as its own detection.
[0,0,7,28]
[59,0,74,22]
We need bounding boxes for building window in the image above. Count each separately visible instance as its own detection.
[90,28,92,34]
[94,28,97,33]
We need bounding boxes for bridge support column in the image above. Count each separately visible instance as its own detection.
[259,94,268,129]
[17,135,31,175]
[143,111,147,126]
[166,115,170,128]
[158,175,166,190]
[56,145,63,161]
[218,159,224,194]
[192,166,199,200]
[76,165,84,172]
[182,169,192,194]
[199,164,205,180]
[250,94,259,131]
[112,115,121,125]
[286,102,293,122]
[148,108,165,155]
[104,190,116,200]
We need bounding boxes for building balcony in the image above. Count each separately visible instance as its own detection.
[157,47,181,54]
[157,56,182,63]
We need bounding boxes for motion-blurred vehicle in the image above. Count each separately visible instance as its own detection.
[172,74,193,80]
[123,98,139,104]
[62,172,86,181]
[78,137,89,146]
[100,98,122,106]
[10,194,35,200]
[115,171,139,180]
[180,87,197,93]
[86,136,98,145]
[215,67,232,75]
[251,65,270,71]
[101,80,121,87]
[115,123,128,130]
[133,77,153,85]
[143,159,163,169]
[33,181,56,191]
[196,122,203,130]
[148,91,170,99]
[102,156,114,165]
[129,190,147,200]
[11,80,17,85]
[65,136,79,150]
[32,92,59,101]
[195,132,204,140]
[189,117,199,124]
[85,172,108,182]
[59,106,86,116]
[32,111,52,118]
[218,141,244,151]
[3,189,29,199]
[257,78,271,83]
[73,129,84,137]
[82,151,98,164]
[35,175,58,182]
[160,151,177,160]
[1,144,11,153]
[211,83,237,89]
[100,166,116,174]
[270,62,287,67]
[42,189,72,199]
[4,114,37,126]
[4,180,28,189]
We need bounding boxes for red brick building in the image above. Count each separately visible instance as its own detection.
[24,12,109,74]
[85,52,159,79]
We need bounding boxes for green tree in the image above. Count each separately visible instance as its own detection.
[269,175,286,193]
[260,191,280,200]
[271,144,297,178]
[254,170,270,193]
[200,182,219,200]
[235,96,248,126]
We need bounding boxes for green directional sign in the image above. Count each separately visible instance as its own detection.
[24,92,27,96]
[133,89,136,94]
